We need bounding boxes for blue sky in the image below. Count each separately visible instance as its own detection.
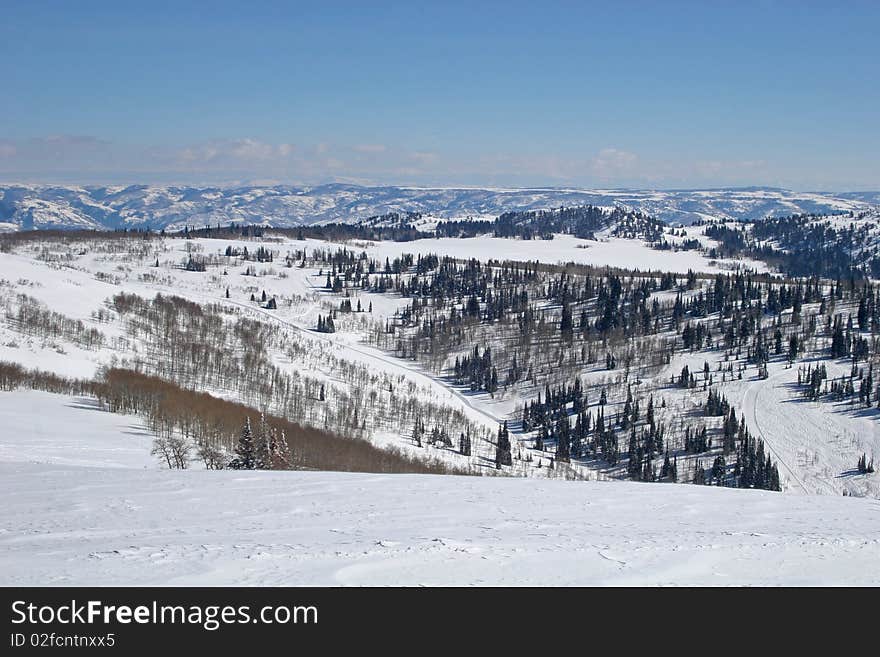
[1,0,878,189]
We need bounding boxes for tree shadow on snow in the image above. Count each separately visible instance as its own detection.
[65,397,154,438]
[64,396,106,412]
[122,427,154,438]
[835,468,863,479]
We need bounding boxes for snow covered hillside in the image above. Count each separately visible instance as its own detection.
[1,390,878,586]
[0,230,771,478]
[0,228,877,497]
[0,389,155,469]
[0,183,874,231]
[703,208,880,280]
[328,233,770,275]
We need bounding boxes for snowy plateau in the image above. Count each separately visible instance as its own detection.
[0,183,876,231]
[1,203,880,586]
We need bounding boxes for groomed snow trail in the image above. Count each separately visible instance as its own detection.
[738,362,880,497]
[742,369,810,494]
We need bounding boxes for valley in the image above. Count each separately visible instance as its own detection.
[2,203,880,585]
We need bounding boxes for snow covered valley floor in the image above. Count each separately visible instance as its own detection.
[2,390,879,586]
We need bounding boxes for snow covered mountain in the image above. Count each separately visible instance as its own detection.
[0,183,875,231]
[2,222,880,585]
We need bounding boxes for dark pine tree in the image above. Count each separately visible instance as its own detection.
[234,417,256,469]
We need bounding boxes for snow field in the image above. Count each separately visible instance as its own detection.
[0,233,877,491]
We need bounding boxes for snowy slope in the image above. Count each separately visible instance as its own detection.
[0,231,872,492]
[0,230,771,482]
[0,390,156,469]
[741,361,880,498]
[0,184,874,231]
[350,233,770,274]
[0,389,878,586]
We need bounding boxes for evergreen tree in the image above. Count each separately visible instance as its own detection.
[459,431,472,456]
[255,413,271,469]
[495,422,512,468]
[560,303,573,342]
[234,417,256,469]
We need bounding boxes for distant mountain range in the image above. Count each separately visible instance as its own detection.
[0,183,876,232]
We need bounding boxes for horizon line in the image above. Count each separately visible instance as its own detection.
[0,180,877,195]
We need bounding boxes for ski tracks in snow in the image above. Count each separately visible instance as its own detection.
[741,369,810,494]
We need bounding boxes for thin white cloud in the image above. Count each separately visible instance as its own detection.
[591,148,638,177]
[353,144,387,154]
[408,151,437,164]
[32,135,110,146]
[0,135,871,191]
[177,139,296,163]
